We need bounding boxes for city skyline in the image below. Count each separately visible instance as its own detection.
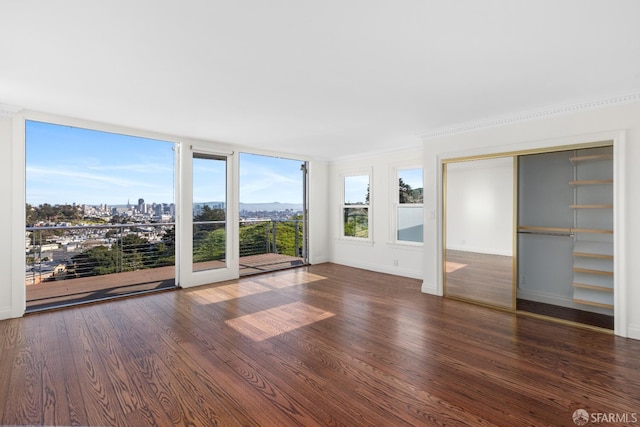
[26,121,305,206]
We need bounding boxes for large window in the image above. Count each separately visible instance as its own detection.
[342,174,370,239]
[396,168,423,243]
[25,120,176,310]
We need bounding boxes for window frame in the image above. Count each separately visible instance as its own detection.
[391,166,424,246]
[340,170,372,241]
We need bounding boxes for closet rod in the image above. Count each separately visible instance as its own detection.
[517,231,574,237]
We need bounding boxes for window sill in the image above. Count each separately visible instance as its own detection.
[336,237,375,247]
[386,242,423,251]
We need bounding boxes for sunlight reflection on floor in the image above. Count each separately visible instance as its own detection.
[225,301,335,341]
[445,261,468,273]
[187,271,328,304]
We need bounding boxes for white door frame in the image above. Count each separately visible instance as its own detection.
[178,143,239,287]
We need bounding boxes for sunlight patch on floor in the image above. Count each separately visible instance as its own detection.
[252,271,327,288]
[188,281,272,303]
[186,271,328,304]
[225,301,335,341]
[445,261,468,273]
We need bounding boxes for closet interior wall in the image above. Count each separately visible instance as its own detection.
[517,146,614,322]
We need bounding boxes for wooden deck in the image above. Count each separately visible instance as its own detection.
[239,253,305,275]
[26,254,305,311]
[3,263,640,426]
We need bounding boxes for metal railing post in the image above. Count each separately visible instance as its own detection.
[295,222,299,257]
[266,222,270,253]
[38,230,42,284]
[119,224,124,273]
[272,221,277,254]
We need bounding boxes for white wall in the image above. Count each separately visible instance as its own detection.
[422,101,640,339]
[445,157,513,256]
[308,160,331,264]
[0,116,18,318]
[329,147,424,279]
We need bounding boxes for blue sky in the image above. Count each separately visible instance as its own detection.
[26,121,304,206]
[343,168,423,204]
[398,168,423,190]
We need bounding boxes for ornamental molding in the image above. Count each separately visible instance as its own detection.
[421,92,640,140]
[0,103,23,117]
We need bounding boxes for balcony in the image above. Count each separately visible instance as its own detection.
[26,219,305,311]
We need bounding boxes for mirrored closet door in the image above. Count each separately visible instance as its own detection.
[443,156,515,310]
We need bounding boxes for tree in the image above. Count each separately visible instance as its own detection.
[71,246,118,277]
[194,206,226,223]
[239,221,270,256]
[399,178,423,204]
[193,228,226,262]
[118,234,151,270]
[26,203,81,223]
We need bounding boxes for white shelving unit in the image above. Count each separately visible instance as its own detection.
[570,148,614,312]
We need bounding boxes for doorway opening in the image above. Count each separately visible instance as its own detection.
[239,153,308,276]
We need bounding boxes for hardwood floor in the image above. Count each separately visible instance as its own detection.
[445,250,514,309]
[2,263,639,426]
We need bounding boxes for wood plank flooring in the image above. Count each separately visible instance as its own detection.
[2,263,640,426]
[445,250,514,309]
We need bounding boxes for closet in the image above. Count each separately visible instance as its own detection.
[443,143,614,330]
[517,146,613,328]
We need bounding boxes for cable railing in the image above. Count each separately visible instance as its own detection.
[26,219,305,286]
[26,222,176,285]
[239,219,305,258]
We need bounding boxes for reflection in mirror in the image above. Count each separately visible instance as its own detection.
[444,157,515,310]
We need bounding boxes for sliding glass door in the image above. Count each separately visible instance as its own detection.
[238,153,308,276]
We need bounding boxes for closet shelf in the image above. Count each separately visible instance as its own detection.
[518,226,612,234]
[569,154,613,163]
[573,282,613,293]
[573,251,614,260]
[570,146,614,314]
[569,179,613,185]
[573,267,613,276]
[573,298,614,310]
[570,204,613,209]
[572,228,613,234]
[517,226,571,234]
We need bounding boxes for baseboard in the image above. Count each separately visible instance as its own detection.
[421,281,438,295]
[309,255,330,265]
[0,306,16,321]
[628,324,640,341]
[329,259,423,280]
[446,245,512,257]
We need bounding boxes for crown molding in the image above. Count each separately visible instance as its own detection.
[0,103,23,117]
[421,92,640,141]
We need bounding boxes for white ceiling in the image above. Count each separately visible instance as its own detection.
[1,1,639,160]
